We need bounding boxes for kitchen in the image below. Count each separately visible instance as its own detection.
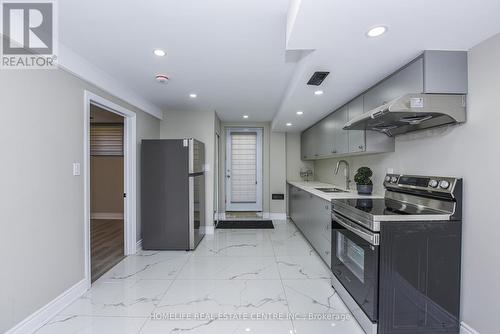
[1,1,500,334]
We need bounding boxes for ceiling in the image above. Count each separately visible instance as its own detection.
[273,0,500,132]
[59,0,295,122]
[59,0,500,130]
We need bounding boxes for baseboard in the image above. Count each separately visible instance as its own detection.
[136,239,143,252]
[216,212,285,220]
[460,321,480,334]
[90,212,124,220]
[204,225,215,234]
[5,278,88,334]
[268,213,287,220]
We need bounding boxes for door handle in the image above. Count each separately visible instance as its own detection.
[226,175,230,178]
[333,213,380,246]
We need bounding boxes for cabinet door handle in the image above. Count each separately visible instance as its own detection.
[331,150,337,154]
[358,145,364,150]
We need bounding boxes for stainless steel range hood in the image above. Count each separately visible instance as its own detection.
[343,94,466,136]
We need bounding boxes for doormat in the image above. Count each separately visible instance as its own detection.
[216,220,274,229]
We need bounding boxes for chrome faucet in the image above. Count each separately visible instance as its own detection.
[334,160,351,190]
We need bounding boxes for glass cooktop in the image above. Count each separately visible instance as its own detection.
[333,198,446,216]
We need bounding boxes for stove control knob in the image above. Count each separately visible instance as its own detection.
[385,176,391,182]
[429,179,439,188]
[390,176,398,183]
[439,180,450,189]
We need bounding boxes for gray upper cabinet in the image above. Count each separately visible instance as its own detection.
[300,100,393,160]
[301,96,394,160]
[363,58,424,112]
[422,50,468,94]
[301,124,319,160]
[347,96,365,153]
[333,106,349,155]
[300,51,466,160]
[318,107,347,156]
[363,51,467,112]
[301,107,350,160]
[317,114,336,157]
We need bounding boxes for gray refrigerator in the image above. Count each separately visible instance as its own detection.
[141,138,206,250]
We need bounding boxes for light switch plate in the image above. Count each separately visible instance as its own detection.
[73,163,81,176]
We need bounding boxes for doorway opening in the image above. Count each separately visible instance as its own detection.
[89,105,125,282]
[225,128,263,215]
[84,91,137,286]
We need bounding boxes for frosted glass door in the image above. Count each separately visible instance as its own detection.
[226,128,262,211]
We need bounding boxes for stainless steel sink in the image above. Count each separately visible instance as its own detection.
[314,187,348,193]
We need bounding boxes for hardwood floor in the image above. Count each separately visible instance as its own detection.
[91,219,124,282]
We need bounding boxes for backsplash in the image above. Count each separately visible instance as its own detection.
[314,154,390,194]
[313,125,469,194]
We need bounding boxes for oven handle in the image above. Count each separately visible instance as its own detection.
[333,213,380,246]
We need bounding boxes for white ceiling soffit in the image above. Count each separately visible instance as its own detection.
[272,0,500,132]
[58,0,296,123]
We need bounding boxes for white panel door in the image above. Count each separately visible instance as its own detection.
[225,128,263,211]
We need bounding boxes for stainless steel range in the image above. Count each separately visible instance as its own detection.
[331,174,462,334]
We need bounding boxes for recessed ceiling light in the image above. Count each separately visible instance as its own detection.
[243,115,249,119]
[153,49,166,57]
[286,122,292,126]
[189,93,197,98]
[314,90,324,95]
[296,111,304,115]
[366,26,387,38]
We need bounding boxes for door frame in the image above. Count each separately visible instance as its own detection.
[83,91,137,287]
[214,132,220,221]
[225,127,263,211]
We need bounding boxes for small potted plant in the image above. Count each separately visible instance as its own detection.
[354,167,373,195]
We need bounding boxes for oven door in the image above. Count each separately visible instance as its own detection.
[331,211,379,321]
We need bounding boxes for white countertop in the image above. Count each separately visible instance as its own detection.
[287,180,384,201]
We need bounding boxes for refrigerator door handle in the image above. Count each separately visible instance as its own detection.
[188,176,194,249]
[188,173,206,250]
[188,138,194,174]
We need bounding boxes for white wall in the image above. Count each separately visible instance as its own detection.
[285,132,314,181]
[313,33,500,334]
[0,69,160,333]
[160,110,217,227]
[270,132,287,214]
[136,110,162,239]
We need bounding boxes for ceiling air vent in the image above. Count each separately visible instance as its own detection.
[307,71,330,86]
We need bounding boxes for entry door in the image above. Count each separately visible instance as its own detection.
[225,128,262,211]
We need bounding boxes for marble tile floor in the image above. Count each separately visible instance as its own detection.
[36,220,364,334]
